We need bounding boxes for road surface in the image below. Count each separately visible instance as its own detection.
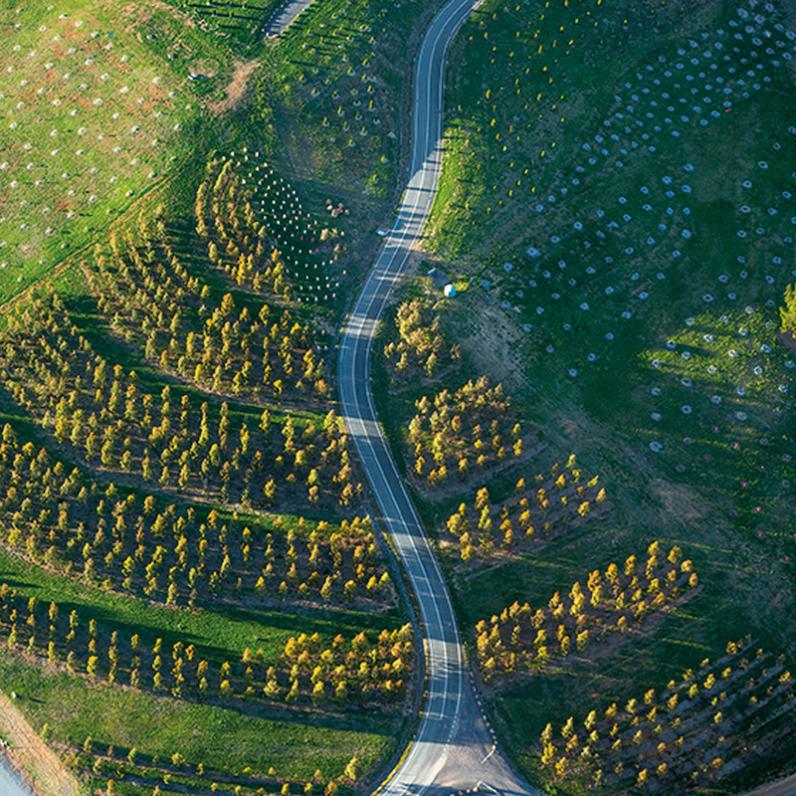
[0,756,30,796]
[337,1,536,793]
[264,0,316,37]
[742,773,796,796]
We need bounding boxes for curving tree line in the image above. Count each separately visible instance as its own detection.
[1,294,361,511]
[196,154,343,303]
[475,542,699,680]
[445,454,606,561]
[0,422,389,609]
[0,580,411,709]
[86,213,329,405]
[538,637,795,791]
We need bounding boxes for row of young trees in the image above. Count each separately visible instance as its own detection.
[196,154,343,304]
[475,542,699,680]
[0,581,412,708]
[780,282,796,337]
[537,638,795,791]
[1,295,361,511]
[445,455,606,560]
[383,299,461,379]
[280,626,413,704]
[0,149,408,792]
[408,376,528,487]
[0,423,388,609]
[196,158,297,301]
[85,214,328,404]
[71,738,355,796]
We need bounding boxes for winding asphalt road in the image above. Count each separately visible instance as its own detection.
[337,1,536,794]
[264,0,316,37]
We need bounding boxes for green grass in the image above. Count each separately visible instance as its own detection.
[0,0,443,309]
[0,653,398,785]
[0,0,234,304]
[379,0,796,791]
[428,0,724,257]
[0,547,400,666]
[0,0,456,789]
[0,1,425,779]
[239,0,449,277]
[167,0,283,53]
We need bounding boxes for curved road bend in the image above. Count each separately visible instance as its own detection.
[338,1,536,794]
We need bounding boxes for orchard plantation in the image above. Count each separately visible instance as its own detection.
[0,0,794,795]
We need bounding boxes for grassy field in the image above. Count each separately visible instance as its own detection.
[0,654,399,794]
[239,0,450,288]
[0,542,403,795]
[379,0,796,792]
[5,0,794,791]
[428,0,727,256]
[0,545,402,664]
[167,0,284,51]
[0,0,444,310]
[0,0,240,305]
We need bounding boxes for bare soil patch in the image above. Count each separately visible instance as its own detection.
[778,329,796,356]
[209,60,261,114]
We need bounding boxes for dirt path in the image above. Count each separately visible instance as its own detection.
[0,694,82,796]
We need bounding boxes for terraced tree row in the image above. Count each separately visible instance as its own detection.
[444,454,606,560]
[380,296,617,575]
[1,294,360,511]
[408,376,530,488]
[538,638,796,792]
[69,739,352,796]
[383,299,461,380]
[475,542,698,680]
[196,153,344,303]
[87,213,328,405]
[0,580,411,710]
[0,420,389,609]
